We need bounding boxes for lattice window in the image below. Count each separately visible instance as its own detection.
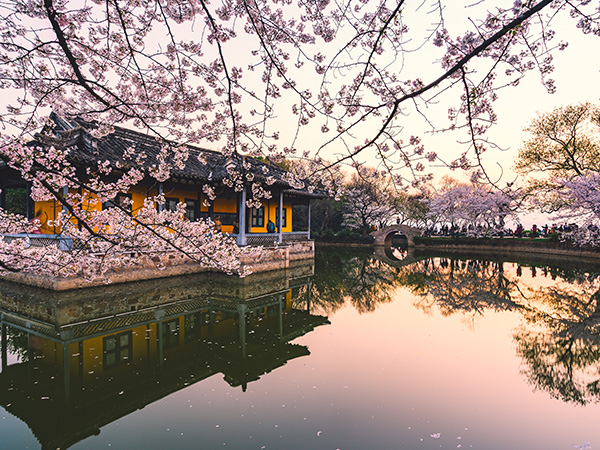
[251,206,265,227]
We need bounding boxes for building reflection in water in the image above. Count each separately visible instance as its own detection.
[0,260,328,450]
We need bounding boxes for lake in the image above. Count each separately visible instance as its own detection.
[1,247,600,449]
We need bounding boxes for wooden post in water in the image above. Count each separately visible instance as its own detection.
[278,294,284,339]
[306,279,311,314]
[155,309,165,369]
[62,342,70,403]
[307,199,311,240]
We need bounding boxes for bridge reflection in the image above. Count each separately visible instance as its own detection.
[372,246,428,266]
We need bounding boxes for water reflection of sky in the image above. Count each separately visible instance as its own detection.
[1,249,600,449]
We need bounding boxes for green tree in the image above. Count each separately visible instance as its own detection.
[392,192,430,227]
[310,198,345,235]
[342,167,395,235]
[515,103,600,211]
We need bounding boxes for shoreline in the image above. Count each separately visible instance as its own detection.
[411,236,600,261]
[0,241,315,291]
[316,237,600,266]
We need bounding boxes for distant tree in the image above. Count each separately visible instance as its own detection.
[552,173,600,245]
[342,167,394,235]
[392,191,430,228]
[310,198,345,235]
[427,181,515,234]
[516,103,600,212]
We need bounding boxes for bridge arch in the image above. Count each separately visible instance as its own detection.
[370,224,421,247]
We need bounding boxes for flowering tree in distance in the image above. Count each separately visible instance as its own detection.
[552,173,600,245]
[0,0,599,277]
[427,181,515,234]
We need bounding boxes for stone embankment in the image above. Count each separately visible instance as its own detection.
[0,241,315,291]
[413,237,600,261]
[0,259,314,327]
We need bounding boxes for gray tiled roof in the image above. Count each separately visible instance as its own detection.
[30,113,326,198]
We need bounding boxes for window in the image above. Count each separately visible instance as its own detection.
[184,199,198,221]
[165,197,179,212]
[162,318,180,348]
[276,207,287,229]
[103,331,132,368]
[215,212,237,226]
[251,206,265,227]
[103,193,133,213]
[185,311,207,341]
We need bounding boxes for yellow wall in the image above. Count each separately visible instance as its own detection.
[249,200,292,233]
[33,200,59,234]
[214,197,236,213]
[213,197,237,233]
[34,183,297,236]
[34,188,102,234]
[155,186,201,210]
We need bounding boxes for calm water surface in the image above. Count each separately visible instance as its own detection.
[2,247,600,449]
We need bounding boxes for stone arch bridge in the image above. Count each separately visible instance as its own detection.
[370,224,422,247]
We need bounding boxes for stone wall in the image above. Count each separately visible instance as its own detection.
[0,258,315,326]
[0,241,316,291]
[288,240,315,261]
[413,237,600,260]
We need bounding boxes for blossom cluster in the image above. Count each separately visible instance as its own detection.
[0,197,257,280]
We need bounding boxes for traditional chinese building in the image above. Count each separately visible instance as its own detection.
[0,113,325,247]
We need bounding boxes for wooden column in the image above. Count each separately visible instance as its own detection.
[307,199,312,240]
[60,186,69,224]
[278,190,283,244]
[157,182,164,212]
[26,182,32,219]
[237,187,247,245]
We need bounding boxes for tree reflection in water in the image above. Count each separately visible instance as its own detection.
[292,248,406,315]
[305,248,600,405]
[515,272,600,405]
[397,257,524,318]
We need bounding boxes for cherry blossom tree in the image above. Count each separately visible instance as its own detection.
[0,194,255,278]
[0,0,599,277]
[427,181,516,234]
[551,173,600,245]
[392,191,430,228]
